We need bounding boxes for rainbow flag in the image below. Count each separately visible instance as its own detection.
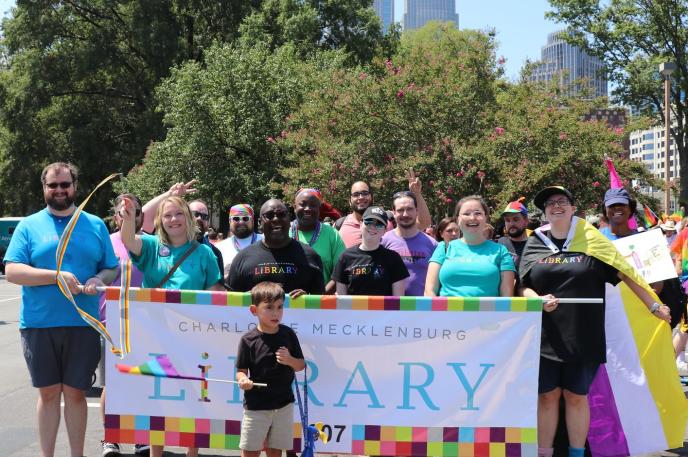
[638,204,659,228]
[529,217,687,456]
[116,355,266,386]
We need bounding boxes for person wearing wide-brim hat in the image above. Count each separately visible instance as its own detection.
[518,186,671,457]
[660,219,677,246]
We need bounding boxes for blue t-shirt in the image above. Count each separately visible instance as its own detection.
[131,234,221,290]
[429,239,515,297]
[5,208,118,328]
[599,226,638,241]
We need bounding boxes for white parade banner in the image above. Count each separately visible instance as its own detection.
[104,292,542,456]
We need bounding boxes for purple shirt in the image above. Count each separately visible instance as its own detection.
[98,231,144,323]
[381,230,437,296]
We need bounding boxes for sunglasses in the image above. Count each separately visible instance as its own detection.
[393,190,415,200]
[262,210,289,220]
[232,216,251,222]
[351,190,371,198]
[363,219,386,229]
[192,211,209,221]
[45,181,73,189]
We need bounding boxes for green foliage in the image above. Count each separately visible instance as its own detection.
[547,0,688,204]
[120,43,346,209]
[278,23,499,215]
[277,22,655,219]
[0,0,388,216]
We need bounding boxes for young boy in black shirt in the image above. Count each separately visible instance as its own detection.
[236,282,305,457]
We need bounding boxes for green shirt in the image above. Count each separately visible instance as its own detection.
[295,223,346,284]
[131,234,222,290]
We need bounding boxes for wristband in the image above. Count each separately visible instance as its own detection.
[649,302,661,314]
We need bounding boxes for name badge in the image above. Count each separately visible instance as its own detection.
[158,245,171,257]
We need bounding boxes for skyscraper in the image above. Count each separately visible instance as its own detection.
[402,0,459,30]
[373,0,394,33]
[529,31,607,99]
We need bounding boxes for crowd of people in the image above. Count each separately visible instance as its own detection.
[4,162,684,457]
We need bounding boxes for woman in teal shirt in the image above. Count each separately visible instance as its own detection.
[425,195,515,297]
[120,195,223,457]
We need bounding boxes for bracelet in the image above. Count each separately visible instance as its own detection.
[649,302,661,314]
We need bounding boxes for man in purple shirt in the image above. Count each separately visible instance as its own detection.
[381,191,437,296]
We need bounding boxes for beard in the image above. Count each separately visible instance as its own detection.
[46,194,74,211]
[508,227,526,238]
[234,225,252,239]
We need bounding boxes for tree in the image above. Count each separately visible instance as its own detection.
[277,22,657,218]
[546,0,688,204]
[0,0,254,214]
[119,43,346,210]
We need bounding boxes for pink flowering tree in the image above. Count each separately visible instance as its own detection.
[278,23,501,215]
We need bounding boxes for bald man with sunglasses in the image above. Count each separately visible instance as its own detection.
[216,204,263,282]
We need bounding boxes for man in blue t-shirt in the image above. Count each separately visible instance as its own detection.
[4,162,118,457]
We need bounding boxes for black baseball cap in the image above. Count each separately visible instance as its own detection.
[362,206,388,225]
[533,186,574,211]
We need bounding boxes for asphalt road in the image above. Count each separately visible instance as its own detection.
[1,278,686,456]
[0,279,240,457]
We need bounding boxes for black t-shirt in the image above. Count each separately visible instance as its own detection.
[236,325,304,410]
[522,236,620,363]
[498,237,527,272]
[228,239,325,293]
[332,245,409,295]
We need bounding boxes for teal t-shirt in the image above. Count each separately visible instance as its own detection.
[131,234,221,290]
[429,239,515,297]
[296,223,346,283]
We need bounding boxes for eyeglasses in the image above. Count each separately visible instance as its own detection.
[231,216,251,222]
[363,219,386,229]
[45,181,73,189]
[192,211,209,221]
[262,210,289,220]
[351,190,371,198]
[544,199,571,208]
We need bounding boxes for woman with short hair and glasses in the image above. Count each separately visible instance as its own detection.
[425,195,515,297]
[517,186,670,457]
[332,206,409,296]
[119,195,224,457]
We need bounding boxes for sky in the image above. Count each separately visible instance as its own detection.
[0,0,560,81]
[394,0,563,80]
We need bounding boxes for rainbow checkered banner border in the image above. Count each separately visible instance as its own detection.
[104,290,542,456]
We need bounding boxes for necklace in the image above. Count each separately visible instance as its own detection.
[289,220,321,246]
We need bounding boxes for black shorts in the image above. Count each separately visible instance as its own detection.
[538,356,599,395]
[20,326,101,391]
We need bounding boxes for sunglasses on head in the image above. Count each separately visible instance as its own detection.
[262,210,289,220]
[45,181,73,189]
[232,216,251,222]
[192,211,209,221]
[392,190,415,200]
[363,219,386,229]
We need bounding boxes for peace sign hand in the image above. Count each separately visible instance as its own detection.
[407,168,421,194]
[168,179,198,197]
